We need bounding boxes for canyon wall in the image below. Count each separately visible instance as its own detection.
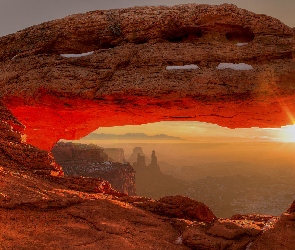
[103,148,125,163]
[52,142,136,195]
[0,102,63,176]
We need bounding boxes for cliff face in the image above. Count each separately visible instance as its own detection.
[52,142,136,195]
[103,148,125,162]
[0,102,63,176]
[0,103,124,201]
[0,4,294,150]
[51,142,108,162]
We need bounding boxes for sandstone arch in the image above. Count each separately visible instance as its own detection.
[0,4,294,151]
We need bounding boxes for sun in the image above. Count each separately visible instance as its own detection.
[280,125,295,142]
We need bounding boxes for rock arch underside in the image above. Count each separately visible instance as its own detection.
[1,4,295,249]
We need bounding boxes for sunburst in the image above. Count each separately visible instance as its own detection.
[280,125,295,142]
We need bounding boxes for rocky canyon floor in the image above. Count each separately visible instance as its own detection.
[2,166,295,250]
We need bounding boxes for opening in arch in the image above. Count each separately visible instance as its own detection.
[50,121,295,218]
[164,27,203,43]
[226,27,255,43]
[5,94,295,219]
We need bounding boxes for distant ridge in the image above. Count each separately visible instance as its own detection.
[81,133,184,141]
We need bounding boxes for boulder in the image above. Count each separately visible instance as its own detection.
[125,195,217,223]
[251,202,295,249]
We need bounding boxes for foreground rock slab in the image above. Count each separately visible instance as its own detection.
[0,168,282,250]
[0,200,187,250]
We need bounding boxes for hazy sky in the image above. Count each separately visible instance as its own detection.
[94,122,295,143]
[0,0,294,37]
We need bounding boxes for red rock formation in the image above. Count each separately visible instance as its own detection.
[128,147,149,166]
[52,142,136,195]
[121,196,284,249]
[181,219,262,250]
[287,200,295,213]
[127,195,217,223]
[0,4,293,60]
[0,102,63,176]
[1,3,295,249]
[0,197,188,250]
[0,4,293,150]
[45,175,124,197]
[51,142,108,162]
[103,148,125,163]
[250,205,295,250]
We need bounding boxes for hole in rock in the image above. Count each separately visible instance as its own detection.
[216,63,253,71]
[236,43,248,47]
[164,27,203,43]
[226,28,255,43]
[166,64,200,70]
[5,96,295,219]
[50,121,295,218]
[60,51,94,58]
[131,37,148,45]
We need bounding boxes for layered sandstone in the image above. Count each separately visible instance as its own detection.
[0,102,63,176]
[120,196,282,249]
[51,142,108,162]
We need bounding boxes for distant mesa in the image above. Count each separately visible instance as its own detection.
[129,147,188,199]
[81,133,184,141]
[133,149,160,172]
[103,148,126,163]
[51,142,136,195]
[127,147,149,167]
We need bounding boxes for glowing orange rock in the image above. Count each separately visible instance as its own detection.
[4,92,295,151]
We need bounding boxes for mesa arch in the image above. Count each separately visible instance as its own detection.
[0,3,294,151]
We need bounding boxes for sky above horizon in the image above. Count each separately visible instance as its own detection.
[0,0,294,37]
[91,122,295,143]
